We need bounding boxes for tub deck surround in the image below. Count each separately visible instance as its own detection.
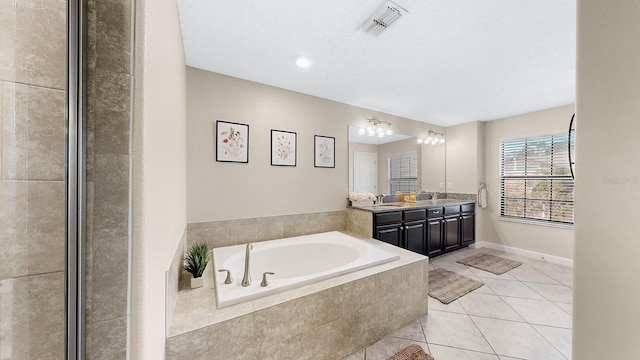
[167,232,428,360]
[213,232,400,308]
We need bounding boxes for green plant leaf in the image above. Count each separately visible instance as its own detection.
[183,242,210,278]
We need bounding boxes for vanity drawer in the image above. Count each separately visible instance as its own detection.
[427,208,444,218]
[444,205,461,215]
[461,203,475,213]
[404,209,426,221]
[374,211,403,225]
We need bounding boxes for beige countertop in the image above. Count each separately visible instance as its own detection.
[350,199,475,213]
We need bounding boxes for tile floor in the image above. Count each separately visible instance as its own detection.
[344,247,574,360]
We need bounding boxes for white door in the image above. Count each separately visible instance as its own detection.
[353,151,378,194]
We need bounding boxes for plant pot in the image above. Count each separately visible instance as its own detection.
[190,276,204,289]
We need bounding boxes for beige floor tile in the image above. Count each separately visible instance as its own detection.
[523,282,573,303]
[458,293,525,322]
[501,297,573,329]
[429,344,499,360]
[532,324,572,359]
[471,316,565,360]
[421,310,493,353]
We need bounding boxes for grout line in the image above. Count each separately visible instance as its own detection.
[529,324,571,360]
[467,313,499,356]
[427,343,500,357]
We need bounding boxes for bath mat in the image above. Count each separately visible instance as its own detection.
[386,344,434,360]
[456,253,522,275]
[428,268,483,304]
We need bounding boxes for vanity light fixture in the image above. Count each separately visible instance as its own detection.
[417,131,445,145]
[358,118,393,138]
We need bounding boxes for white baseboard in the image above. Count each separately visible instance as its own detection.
[472,241,573,268]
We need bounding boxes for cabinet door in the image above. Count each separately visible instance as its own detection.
[443,216,461,251]
[461,213,475,245]
[375,224,403,247]
[426,218,444,257]
[405,220,426,255]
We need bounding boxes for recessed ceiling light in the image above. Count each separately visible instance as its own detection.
[295,57,312,68]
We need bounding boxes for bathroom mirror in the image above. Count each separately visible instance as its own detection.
[348,125,446,195]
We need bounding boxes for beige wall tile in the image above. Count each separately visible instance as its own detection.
[27,272,65,359]
[0,276,29,359]
[93,153,129,239]
[0,0,66,89]
[0,180,27,278]
[2,83,66,181]
[0,273,66,358]
[257,216,285,241]
[91,236,129,322]
[91,317,127,360]
[26,181,65,274]
[94,70,130,154]
[95,0,132,76]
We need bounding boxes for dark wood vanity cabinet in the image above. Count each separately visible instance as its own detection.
[373,209,427,252]
[373,203,475,258]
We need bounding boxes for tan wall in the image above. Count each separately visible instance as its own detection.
[186,68,442,222]
[131,0,188,359]
[480,105,575,260]
[0,0,67,357]
[445,121,481,194]
[573,1,640,358]
[421,141,446,193]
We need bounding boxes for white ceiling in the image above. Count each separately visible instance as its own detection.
[177,0,576,127]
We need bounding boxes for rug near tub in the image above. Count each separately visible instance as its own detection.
[428,268,483,304]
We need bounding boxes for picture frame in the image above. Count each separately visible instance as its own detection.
[271,129,297,166]
[314,135,335,168]
[215,120,249,163]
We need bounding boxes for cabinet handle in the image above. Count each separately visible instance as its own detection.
[433,210,440,214]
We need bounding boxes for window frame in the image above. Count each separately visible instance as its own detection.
[499,132,575,228]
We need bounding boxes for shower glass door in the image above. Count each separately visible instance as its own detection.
[1,0,79,358]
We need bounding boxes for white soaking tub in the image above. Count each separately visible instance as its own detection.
[212,231,400,308]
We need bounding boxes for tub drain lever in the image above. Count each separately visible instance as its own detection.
[218,269,233,284]
[260,272,275,287]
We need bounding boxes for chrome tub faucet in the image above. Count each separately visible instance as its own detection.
[241,243,253,287]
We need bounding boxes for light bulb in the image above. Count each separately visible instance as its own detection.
[439,137,445,144]
[385,128,393,136]
[417,138,424,144]
[295,57,311,68]
[358,127,365,135]
[367,129,375,136]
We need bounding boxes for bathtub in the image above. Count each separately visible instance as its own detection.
[212,231,400,308]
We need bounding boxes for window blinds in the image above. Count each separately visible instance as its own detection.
[389,153,417,193]
[500,134,574,225]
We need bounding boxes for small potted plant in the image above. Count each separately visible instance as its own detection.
[184,242,210,289]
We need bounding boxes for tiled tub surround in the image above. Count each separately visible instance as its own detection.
[213,232,400,307]
[187,210,347,248]
[167,234,428,360]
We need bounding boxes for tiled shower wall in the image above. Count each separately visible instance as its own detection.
[0,0,67,358]
[85,0,133,358]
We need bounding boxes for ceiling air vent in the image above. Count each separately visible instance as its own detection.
[360,1,408,37]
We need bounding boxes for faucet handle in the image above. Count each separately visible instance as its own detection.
[218,269,233,284]
[260,272,275,287]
